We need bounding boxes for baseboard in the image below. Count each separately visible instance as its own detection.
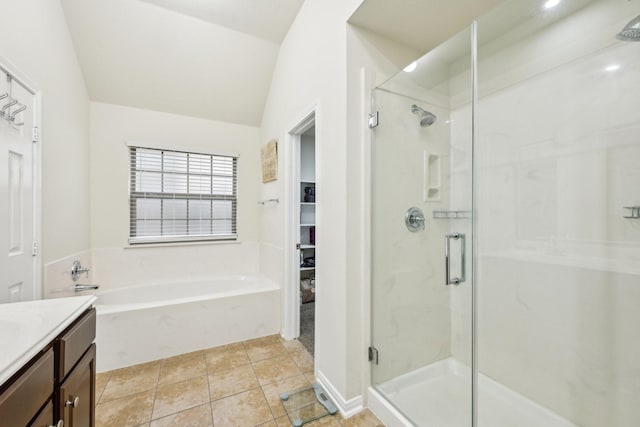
[315,370,364,418]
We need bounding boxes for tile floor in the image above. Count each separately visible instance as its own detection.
[95,335,385,427]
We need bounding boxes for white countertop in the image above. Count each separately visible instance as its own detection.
[0,295,96,386]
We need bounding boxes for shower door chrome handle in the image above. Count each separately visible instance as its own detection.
[445,233,466,286]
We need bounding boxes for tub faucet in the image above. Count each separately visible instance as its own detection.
[74,284,100,292]
[71,260,90,281]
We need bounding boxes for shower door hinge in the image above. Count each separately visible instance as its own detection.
[32,126,39,143]
[368,112,379,128]
[368,346,379,364]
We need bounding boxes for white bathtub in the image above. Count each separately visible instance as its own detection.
[94,276,280,372]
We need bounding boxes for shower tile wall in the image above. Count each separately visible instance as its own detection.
[371,88,453,383]
[469,1,640,425]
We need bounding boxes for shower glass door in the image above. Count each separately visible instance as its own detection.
[370,25,475,426]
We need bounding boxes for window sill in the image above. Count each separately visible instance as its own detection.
[124,240,241,250]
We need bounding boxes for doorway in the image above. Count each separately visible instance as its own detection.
[284,108,316,362]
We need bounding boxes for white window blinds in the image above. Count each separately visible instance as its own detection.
[129,146,237,244]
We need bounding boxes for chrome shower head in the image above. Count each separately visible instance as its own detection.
[617,15,640,41]
[411,104,437,127]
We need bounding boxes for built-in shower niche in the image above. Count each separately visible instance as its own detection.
[423,151,441,202]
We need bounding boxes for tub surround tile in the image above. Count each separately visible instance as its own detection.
[253,354,301,386]
[208,364,260,401]
[95,389,155,427]
[158,351,207,386]
[261,375,311,418]
[152,375,210,420]
[245,341,287,362]
[100,361,161,403]
[205,342,251,373]
[211,388,273,427]
[149,403,213,427]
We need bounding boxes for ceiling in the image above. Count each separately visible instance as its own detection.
[61,0,304,126]
[138,0,305,44]
[61,0,515,127]
[349,0,504,53]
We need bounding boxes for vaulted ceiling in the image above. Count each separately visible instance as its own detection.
[61,0,304,126]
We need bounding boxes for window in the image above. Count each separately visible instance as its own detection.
[129,146,237,244]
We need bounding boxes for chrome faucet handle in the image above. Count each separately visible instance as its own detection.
[70,260,90,282]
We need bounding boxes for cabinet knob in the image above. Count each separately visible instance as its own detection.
[65,396,80,408]
[49,421,63,427]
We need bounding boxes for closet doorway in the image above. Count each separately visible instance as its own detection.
[284,109,316,362]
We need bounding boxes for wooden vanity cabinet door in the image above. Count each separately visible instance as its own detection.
[59,344,96,427]
[29,400,56,427]
[0,348,54,427]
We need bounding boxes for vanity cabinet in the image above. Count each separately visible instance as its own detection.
[59,344,95,427]
[0,307,96,427]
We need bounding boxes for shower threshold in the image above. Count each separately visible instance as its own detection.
[377,358,577,427]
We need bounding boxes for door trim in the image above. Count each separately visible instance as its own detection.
[283,105,316,343]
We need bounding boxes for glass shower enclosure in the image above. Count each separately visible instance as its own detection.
[370,0,640,426]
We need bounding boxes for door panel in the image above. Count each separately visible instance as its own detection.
[0,71,36,303]
[370,25,474,427]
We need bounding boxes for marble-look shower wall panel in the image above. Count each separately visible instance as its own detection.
[92,241,260,290]
[371,88,453,383]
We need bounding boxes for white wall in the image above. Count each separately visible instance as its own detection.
[89,102,262,289]
[0,1,90,267]
[259,0,365,407]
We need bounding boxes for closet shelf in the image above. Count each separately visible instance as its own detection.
[300,267,316,271]
[300,223,316,227]
[300,245,315,249]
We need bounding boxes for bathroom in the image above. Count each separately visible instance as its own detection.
[1,0,639,426]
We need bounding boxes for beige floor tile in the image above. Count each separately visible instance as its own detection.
[308,416,342,427]
[95,372,111,404]
[205,342,250,373]
[158,351,207,386]
[261,375,311,419]
[253,354,301,386]
[95,389,155,427]
[100,361,161,402]
[211,388,273,427]
[244,334,281,346]
[341,409,385,427]
[258,421,278,427]
[289,350,314,372]
[244,341,287,362]
[152,375,210,420]
[303,371,316,384]
[149,403,213,427]
[274,416,293,427]
[208,364,260,400]
[280,339,307,353]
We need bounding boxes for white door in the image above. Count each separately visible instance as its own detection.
[0,70,36,303]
